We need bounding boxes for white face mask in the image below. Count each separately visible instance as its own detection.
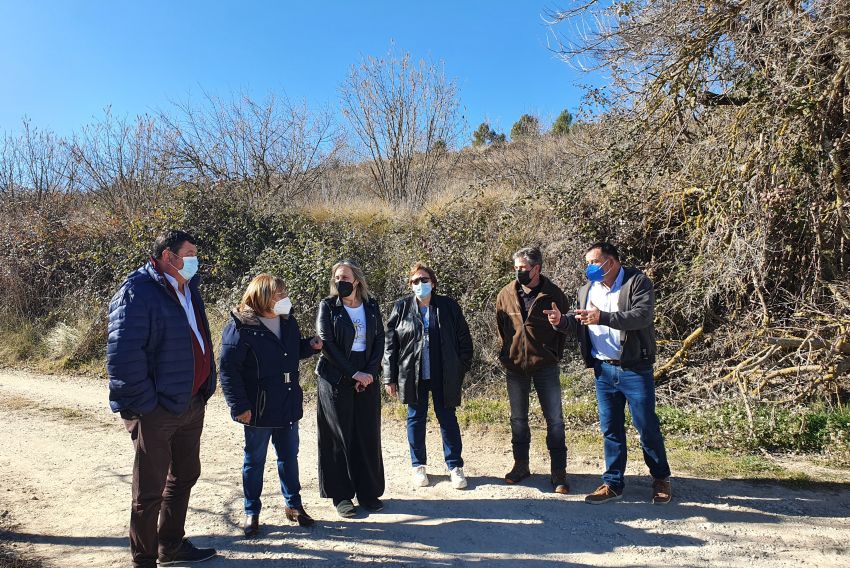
[272,297,292,316]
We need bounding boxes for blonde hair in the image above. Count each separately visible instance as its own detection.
[329,260,370,302]
[408,261,438,290]
[238,274,287,316]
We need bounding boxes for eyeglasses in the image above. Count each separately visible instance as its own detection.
[410,277,431,285]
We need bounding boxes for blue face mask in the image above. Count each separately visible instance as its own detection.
[177,256,199,281]
[412,282,432,299]
[585,258,610,282]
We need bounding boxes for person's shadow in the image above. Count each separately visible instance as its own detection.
[5,474,848,567]
[192,473,850,566]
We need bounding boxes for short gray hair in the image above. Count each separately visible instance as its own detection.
[513,246,543,268]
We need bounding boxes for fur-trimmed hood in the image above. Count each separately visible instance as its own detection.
[230,306,289,327]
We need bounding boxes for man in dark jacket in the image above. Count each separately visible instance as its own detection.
[107,230,217,567]
[495,246,571,494]
[545,242,672,505]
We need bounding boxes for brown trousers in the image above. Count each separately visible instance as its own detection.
[123,395,205,567]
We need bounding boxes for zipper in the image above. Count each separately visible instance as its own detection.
[337,303,354,371]
[413,300,424,395]
[344,309,353,359]
[415,301,423,379]
[250,345,261,426]
[163,279,197,403]
[515,287,529,372]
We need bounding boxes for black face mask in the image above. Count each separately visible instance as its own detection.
[336,280,354,298]
[516,269,533,286]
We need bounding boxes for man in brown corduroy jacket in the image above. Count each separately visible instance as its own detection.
[495,246,571,494]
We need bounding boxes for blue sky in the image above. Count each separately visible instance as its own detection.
[0,1,598,141]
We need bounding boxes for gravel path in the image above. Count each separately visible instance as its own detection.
[0,369,848,567]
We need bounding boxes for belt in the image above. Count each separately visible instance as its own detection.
[597,358,622,366]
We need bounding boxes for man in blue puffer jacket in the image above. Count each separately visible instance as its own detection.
[107,229,217,568]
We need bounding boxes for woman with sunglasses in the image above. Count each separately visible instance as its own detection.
[382,262,474,490]
[315,260,386,518]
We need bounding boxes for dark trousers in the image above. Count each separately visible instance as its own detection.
[506,365,567,470]
[407,377,464,470]
[317,353,385,502]
[243,424,301,516]
[123,394,205,568]
[594,361,671,492]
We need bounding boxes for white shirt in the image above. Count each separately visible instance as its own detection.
[587,267,624,361]
[344,303,367,352]
[163,272,206,354]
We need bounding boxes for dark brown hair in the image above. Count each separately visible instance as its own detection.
[408,261,438,290]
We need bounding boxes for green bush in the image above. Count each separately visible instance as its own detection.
[655,403,850,462]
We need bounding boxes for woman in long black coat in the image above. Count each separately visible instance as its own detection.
[315,259,385,518]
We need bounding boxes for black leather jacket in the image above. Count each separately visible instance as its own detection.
[382,294,473,408]
[315,296,385,384]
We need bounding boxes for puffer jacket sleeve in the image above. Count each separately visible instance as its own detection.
[366,301,385,378]
[316,299,358,382]
[381,299,402,385]
[107,284,157,415]
[218,320,252,420]
[291,316,318,360]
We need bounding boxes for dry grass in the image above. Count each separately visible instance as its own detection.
[0,393,106,428]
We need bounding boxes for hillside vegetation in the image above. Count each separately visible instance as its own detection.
[1,1,848,461]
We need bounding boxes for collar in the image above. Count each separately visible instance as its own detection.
[593,267,624,293]
[163,271,186,296]
[516,276,545,296]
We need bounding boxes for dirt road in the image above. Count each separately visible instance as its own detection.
[0,369,848,567]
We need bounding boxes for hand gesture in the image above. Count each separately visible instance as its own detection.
[235,410,252,424]
[310,336,323,350]
[353,371,373,392]
[384,383,398,397]
[543,302,562,327]
[575,301,601,325]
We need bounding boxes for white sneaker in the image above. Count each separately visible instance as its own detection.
[411,465,429,487]
[449,466,468,490]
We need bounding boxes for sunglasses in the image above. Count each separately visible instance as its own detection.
[410,277,431,285]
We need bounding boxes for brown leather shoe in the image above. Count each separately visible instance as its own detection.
[285,506,315,527]
[584,484,622,504]
[244,514,259,538]
[504,460,531,484]
[652,478,672,504]
[551,469,570,494]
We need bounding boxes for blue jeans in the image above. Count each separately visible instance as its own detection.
[506,365,567,469]
[407,378,464,469]
[242,424,301,516]
[594,361,671,493]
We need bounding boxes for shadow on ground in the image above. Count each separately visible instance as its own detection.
[4,473,849,567]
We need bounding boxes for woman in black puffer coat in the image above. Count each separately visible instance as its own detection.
[219,274,322,537]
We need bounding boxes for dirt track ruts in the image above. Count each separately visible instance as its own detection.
[0,369,848,567]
